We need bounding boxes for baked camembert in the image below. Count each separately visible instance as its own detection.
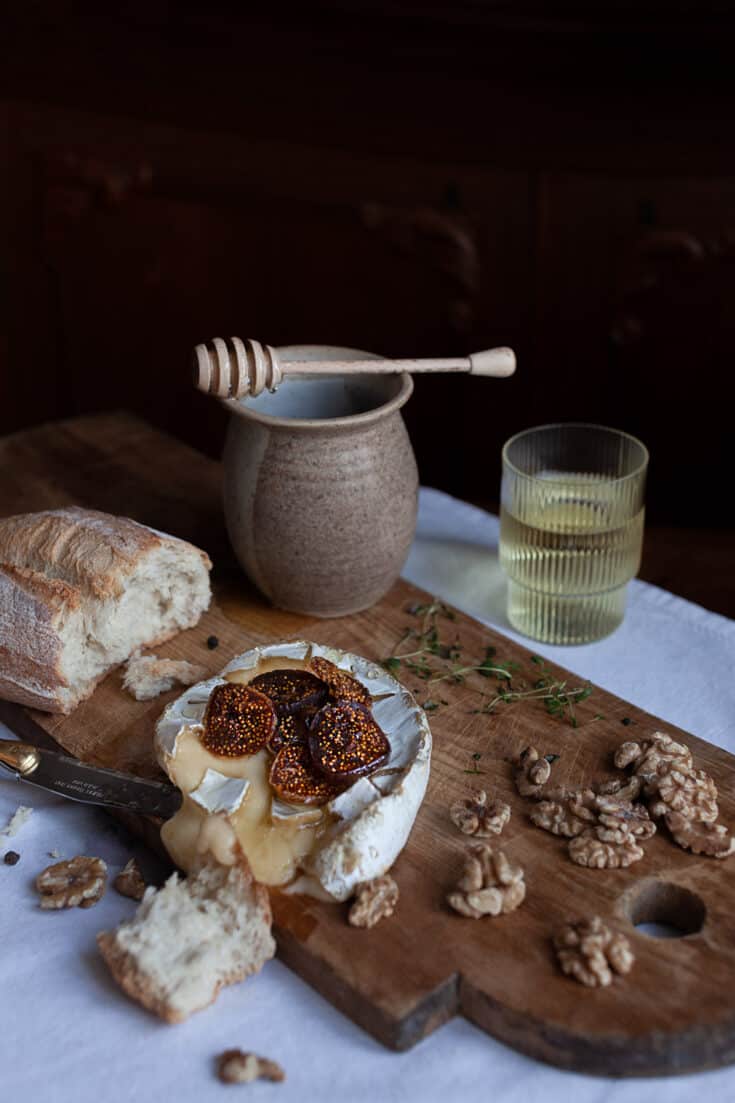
[155,641,432,900]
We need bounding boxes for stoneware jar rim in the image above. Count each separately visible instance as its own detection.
[222,344,414,430]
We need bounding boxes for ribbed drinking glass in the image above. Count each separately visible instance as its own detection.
[500,424,648,645]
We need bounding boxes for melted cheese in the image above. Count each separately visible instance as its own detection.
[224,655,310,683]
[161,672,325,886]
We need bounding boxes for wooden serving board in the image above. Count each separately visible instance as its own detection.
[2,413,735,1077]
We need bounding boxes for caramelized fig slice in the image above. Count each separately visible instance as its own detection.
[309,657,371,706]
[267,710,312,755]
[269,742,344,806]
[309,702,390,782]
[249,668,328,717]
[201,683,277,757]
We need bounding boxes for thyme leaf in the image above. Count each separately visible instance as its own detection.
[463,751,485,774]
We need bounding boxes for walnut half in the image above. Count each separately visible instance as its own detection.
[568,829,644,869]
[348,875,399,928]
[513,746,552,798]
[650,766,719,824]
[530,793,596,838]
[450,789,511,838]
[594,796,656,843]
[615,732,692,790]
[447,844,525,919]
[36,856,107,909]
[553,916,634,987]
[217,1050,285,1084]
[665,811,735,858]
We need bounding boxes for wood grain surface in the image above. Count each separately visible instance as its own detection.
[1,413,734,1076]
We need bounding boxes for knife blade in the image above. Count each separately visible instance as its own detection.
[0,739,182,819]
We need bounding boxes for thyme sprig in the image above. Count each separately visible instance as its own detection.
[381,600,592,726]
[471,678,593,727]
[427,645,520,686]
[383,600,460,682]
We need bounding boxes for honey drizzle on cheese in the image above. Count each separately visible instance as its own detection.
[161,656,327,885]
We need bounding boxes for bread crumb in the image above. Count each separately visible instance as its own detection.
[4,850,20,865]
[123,655,206,701]
[1,805,33,837]
[217,1050,285,1084]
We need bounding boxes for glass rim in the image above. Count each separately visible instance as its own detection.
[502,422,649,486]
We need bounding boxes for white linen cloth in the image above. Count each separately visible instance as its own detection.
[1,487,734,1103]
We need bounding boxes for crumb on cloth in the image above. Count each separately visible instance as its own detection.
[0,805,33,838]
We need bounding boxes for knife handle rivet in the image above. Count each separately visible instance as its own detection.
[0,740,41,777]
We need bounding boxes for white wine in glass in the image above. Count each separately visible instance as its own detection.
[500,425,648,645]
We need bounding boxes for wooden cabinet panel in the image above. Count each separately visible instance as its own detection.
[7,104,532,490]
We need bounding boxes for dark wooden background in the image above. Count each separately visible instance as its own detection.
[2,3,735,613]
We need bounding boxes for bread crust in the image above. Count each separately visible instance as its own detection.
[97,930,179,1022]
[0,507,212,713]
[0,506,212,599]
[0,565,71,711]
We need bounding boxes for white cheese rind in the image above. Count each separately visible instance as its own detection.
[190,769,250,814]
[304,730,430,900]
[154,640,432,901]
[327,777,380,820]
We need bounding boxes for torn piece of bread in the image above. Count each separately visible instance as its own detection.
[0,506,211,713]
[123,654,206,701]
[97,849,275,1023]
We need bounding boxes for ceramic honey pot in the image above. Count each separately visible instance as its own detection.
[220,345,420,617]
[199,338,517,616]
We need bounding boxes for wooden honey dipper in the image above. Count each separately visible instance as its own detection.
[193,337,516,399]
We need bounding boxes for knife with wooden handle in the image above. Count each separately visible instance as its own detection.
[0,739,182,819]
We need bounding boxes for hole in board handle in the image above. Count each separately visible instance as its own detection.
[627,880,706,939]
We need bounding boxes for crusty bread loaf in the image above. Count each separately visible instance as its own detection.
[97,850,275,1023]
[0,507,211,713]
